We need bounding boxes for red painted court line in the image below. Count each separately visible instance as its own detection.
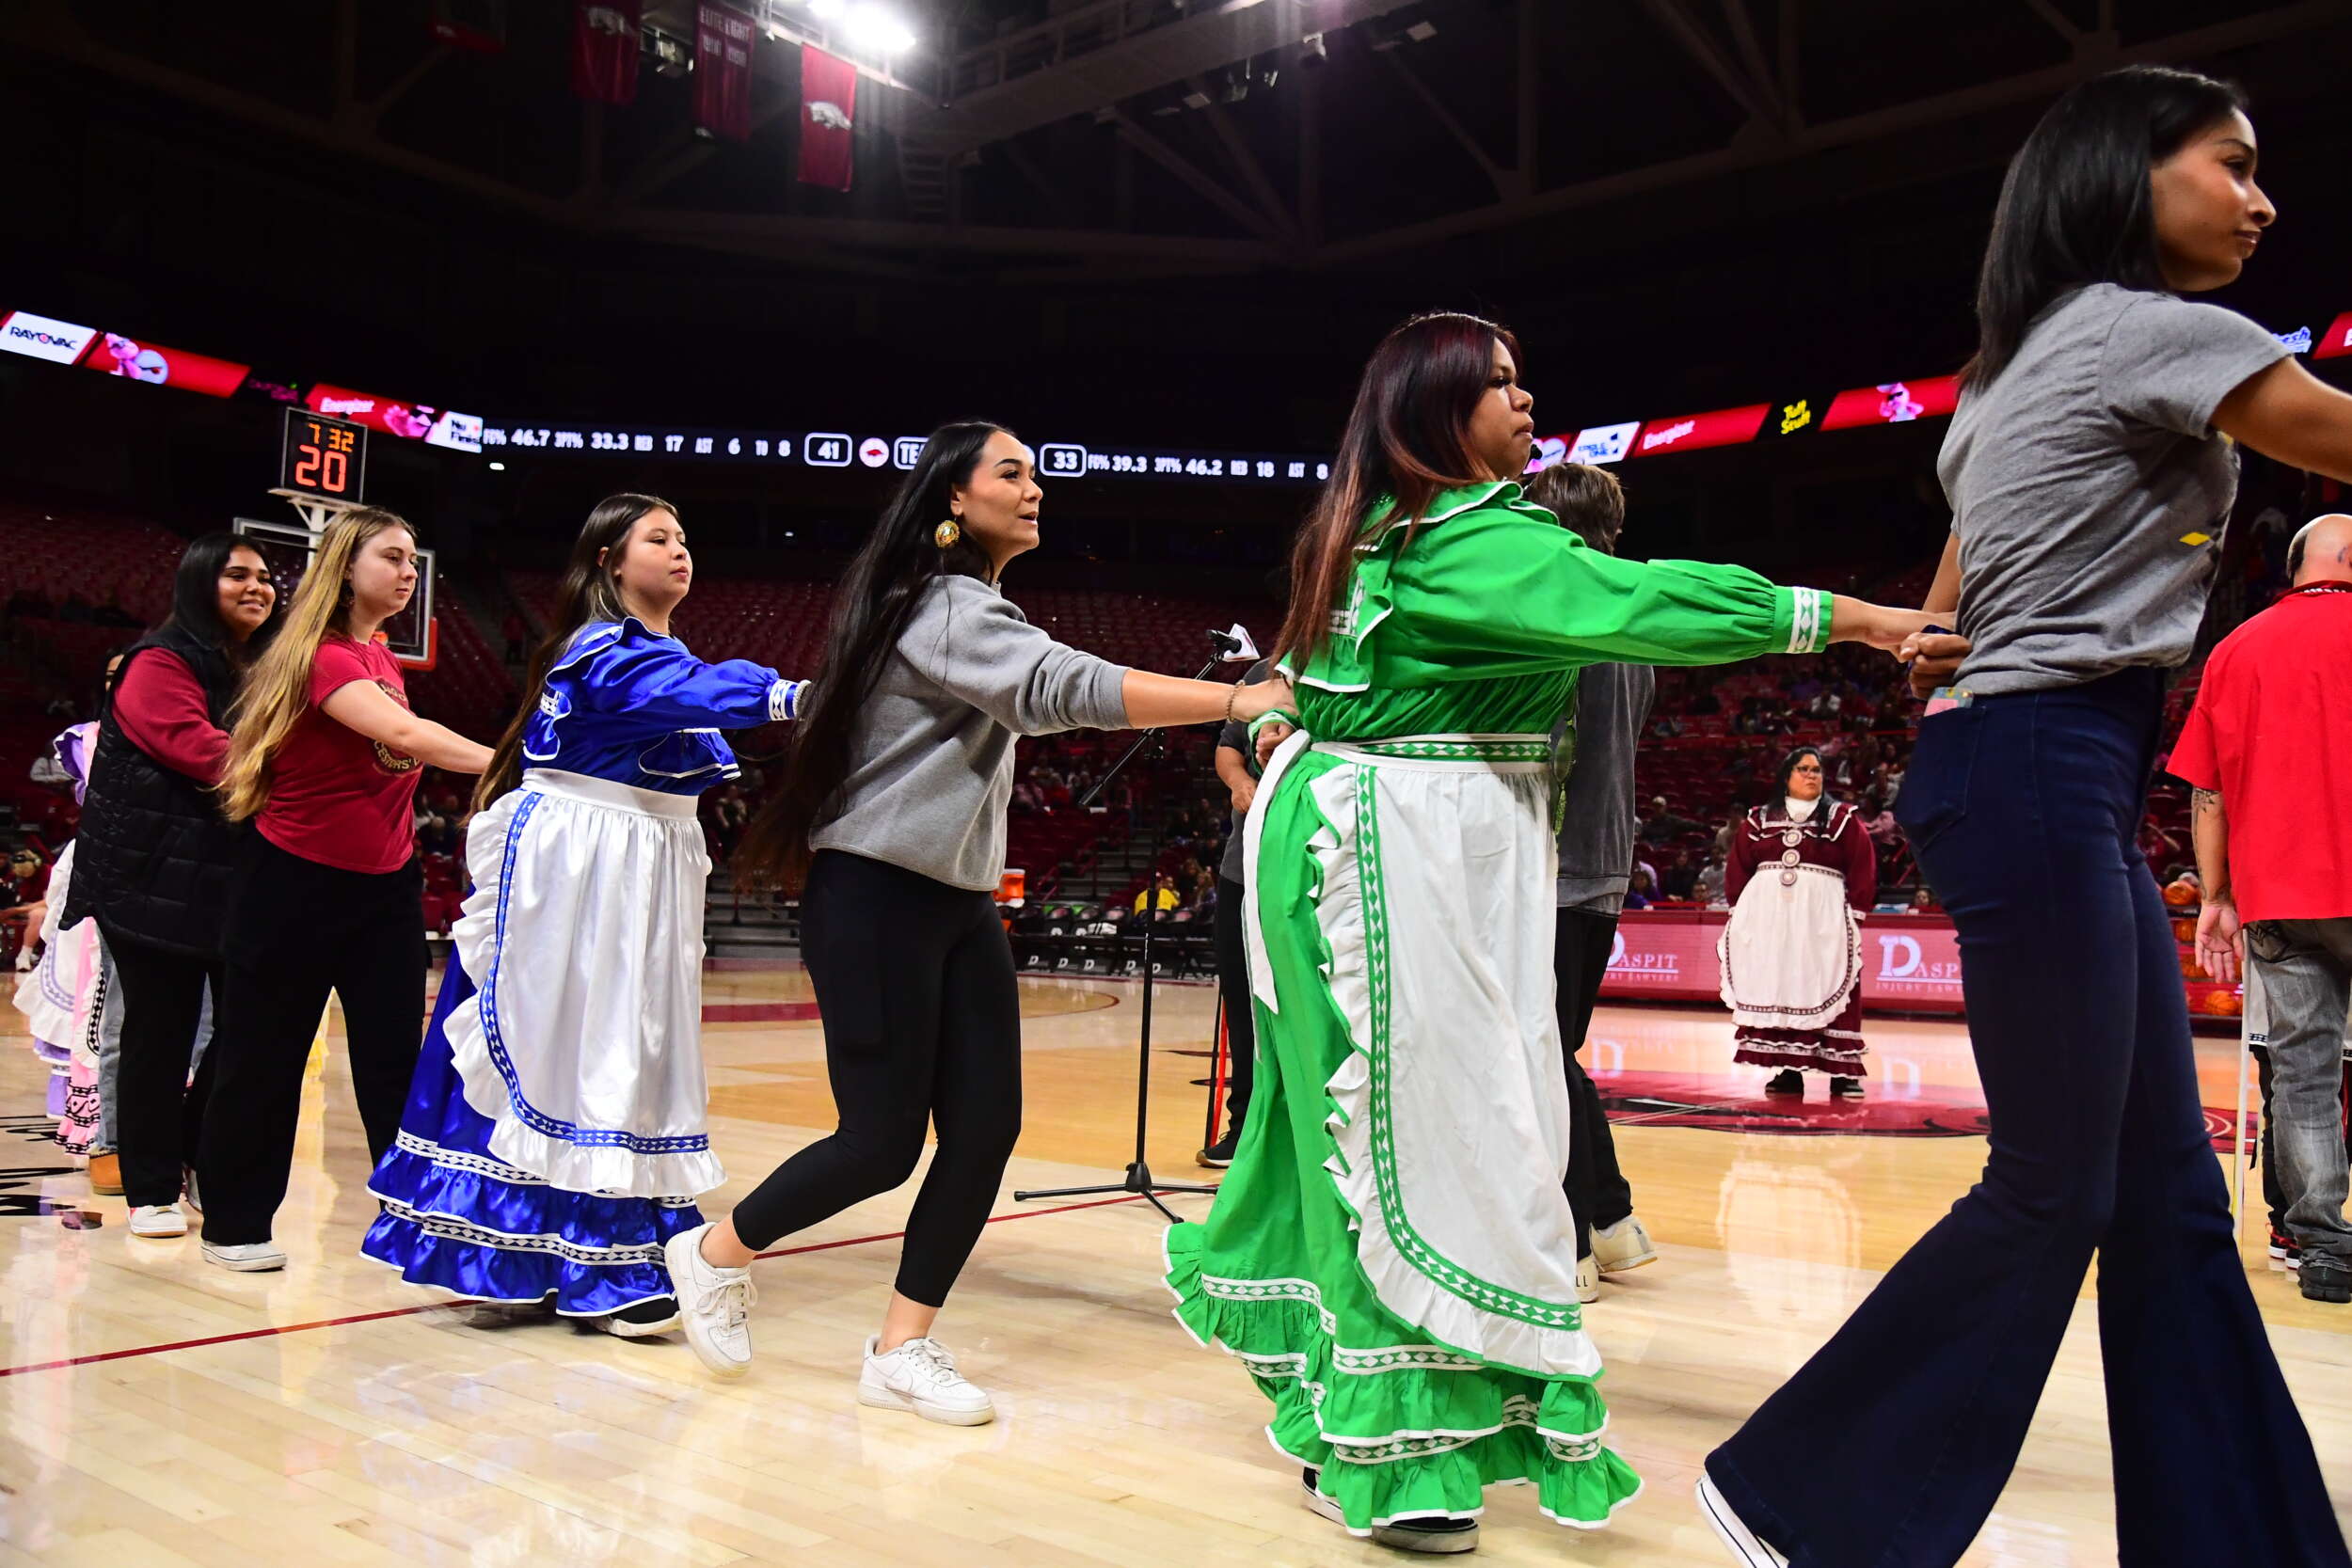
[0,1194,1151,1379]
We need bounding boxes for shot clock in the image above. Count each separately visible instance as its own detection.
[280,406,368,503]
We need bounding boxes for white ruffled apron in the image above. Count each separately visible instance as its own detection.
[448,768,724,1198]
[1717,865,1864,1031]
[1245,730,1595,1375]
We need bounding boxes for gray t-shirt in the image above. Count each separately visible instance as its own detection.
[1937,282,2287,695]
[1555,663,1657,914]
[1215,657,1275,885]
[810,574,1131,891]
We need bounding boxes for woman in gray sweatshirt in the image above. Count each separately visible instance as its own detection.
[663,421,1292,1419]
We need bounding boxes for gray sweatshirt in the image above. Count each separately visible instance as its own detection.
[809,573,1133,891]
[1554,662,1657,914]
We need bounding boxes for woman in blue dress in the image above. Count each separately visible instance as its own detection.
[363,494,807,1337]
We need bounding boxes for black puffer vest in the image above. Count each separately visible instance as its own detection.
[60,626,247,957]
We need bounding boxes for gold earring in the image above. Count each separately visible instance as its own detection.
[934,517,961,548]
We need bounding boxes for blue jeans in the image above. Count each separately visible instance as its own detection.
[1708,670,2346,1568]
[2247,918,2352,1271]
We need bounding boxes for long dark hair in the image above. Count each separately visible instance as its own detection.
[475,492,678,812]
[736,421,1008,886]
[1274,312,1518,666]
[1775,746,1827,801]
[159,531,284,670]
[1965,64,2247,391]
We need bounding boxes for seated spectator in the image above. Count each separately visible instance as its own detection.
[1693,856,1728,906]
[1623,867,1657,911]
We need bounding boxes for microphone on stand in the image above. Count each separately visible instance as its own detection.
[1209,623,1259,662]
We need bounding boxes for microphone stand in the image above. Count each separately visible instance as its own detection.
[1016,633,1241,1221]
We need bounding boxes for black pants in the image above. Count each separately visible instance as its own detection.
[104,929,222,1208]
[730,850,1023,1308]
[198,838,426,1245]
[1212,877,1255,1133]
[1554,908,1634,1260]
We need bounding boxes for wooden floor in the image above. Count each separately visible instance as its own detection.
[2,963,2346,1566]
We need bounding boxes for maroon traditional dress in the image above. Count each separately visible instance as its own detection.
[1717,798,1877,1076]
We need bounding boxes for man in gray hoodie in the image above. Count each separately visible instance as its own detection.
[1526,462,1659,1302]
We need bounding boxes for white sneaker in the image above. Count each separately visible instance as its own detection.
[664,1224,754,1378]
[858,1335,995,1426]
[201,1240,287,1272]
[1697,1474,1789,1566]
[129,1204,186,1239]
[1575,1253,1601,1304]
[1593,1215,1658,1275]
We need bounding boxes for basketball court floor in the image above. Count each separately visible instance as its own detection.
[1,962,2344,1565]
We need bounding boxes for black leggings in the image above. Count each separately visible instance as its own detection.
[1212,877,1255,1132]
[730,850,1023,1307]
[104,930,222,1209]
[198,837,426,1245]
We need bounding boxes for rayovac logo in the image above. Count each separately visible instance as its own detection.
[1877,934,1961,987]
[0,311,99,365]
[809,101,851,131]
[1605,932,1680,980]
[1638,420,1695,452]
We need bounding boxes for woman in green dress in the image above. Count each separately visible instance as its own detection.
[1163,312,1931,1553]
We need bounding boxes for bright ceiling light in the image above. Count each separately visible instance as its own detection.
[843,5,915,52]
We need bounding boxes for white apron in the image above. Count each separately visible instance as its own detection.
[447,768,723,1198]
[1717,864,1863,1032]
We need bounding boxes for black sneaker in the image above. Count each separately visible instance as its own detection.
[1300,1469,1477,1554]
[1828,1077,1864,1100]
[1763,1069,1804,1097]
[597,1295,684,1338]
[1197,1131,1238,1168]
[2299,1262,2351,1305]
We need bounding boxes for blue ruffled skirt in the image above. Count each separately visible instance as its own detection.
[361,962,703,1316]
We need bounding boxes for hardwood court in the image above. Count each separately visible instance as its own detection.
[2,964,2345,1566]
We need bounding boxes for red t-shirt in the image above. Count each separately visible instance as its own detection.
[2168,583,2352,921]
[256,636,422,875]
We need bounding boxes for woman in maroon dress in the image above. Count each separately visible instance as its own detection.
[1717,746,1878,1099]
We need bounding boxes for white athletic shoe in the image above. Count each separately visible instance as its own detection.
[1302,1469,1479,1553]
[858,1335,995,1426]
[201,1240,287,1272]
[665,1224,755,1378]
[1592,1215,1658,1275]
[1575,1252,1601,1304]
[129,1204,186,1239]
[1696,1474,1789,1566]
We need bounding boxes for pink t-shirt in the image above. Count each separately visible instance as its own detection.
[256,636,422,874]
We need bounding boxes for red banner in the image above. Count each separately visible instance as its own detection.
[2317,310,2352,361]
[694,3,756,142]
[1599,910,1968,1014]
[798,45,857,190]
[81,331,248,398]
[571,1,640,104]
[1820,373,1963,431]
[1630,403,1769,458]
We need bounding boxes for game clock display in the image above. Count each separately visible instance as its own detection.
[280,407,368,502]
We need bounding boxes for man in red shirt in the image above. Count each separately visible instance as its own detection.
[2173,513,2352,1304]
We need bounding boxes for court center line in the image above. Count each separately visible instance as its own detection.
[0,1193,1152,1379]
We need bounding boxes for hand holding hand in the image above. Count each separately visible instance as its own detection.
[1232,674,1295,725]
[1899,633,1973,700]
[1255,720,1295,770]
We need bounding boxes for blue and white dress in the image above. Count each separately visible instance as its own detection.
[363,617,804,1316]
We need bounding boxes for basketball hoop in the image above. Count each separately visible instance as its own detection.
[267,486,361,538]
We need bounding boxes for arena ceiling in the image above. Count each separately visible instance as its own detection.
[9,0,2349,286]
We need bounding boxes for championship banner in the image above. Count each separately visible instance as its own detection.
[694,3,756,142]
[81,331,248,398]
[798,44,857,190]
[571,1,640,104]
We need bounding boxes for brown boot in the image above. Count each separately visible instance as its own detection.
[88,1151,123,1196]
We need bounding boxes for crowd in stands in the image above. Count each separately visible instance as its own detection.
[0,483,2314,955]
